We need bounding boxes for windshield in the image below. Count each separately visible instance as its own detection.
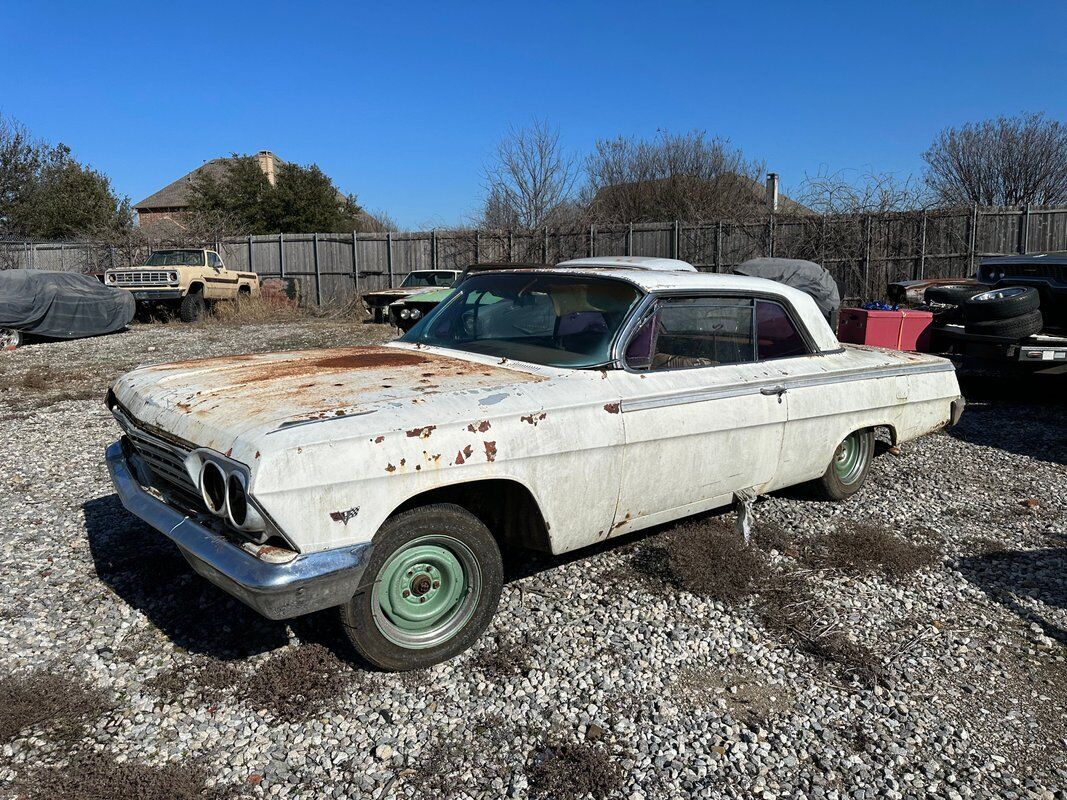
[401,271,457,288]
[400,273,643,368]
[145,250,205,267]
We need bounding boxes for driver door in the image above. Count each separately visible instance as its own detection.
[607,294,788,535]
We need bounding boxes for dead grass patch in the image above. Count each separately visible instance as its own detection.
[758,571,885,687]
[204,295,309,326]
[146,658,241,705]
[527,740,624,800]
[477,634,534,678]
[244,642,370,722]
[675,667,795,726]
[665,519,769,602]
[804,523,940,579]
[0,671,110,744]
[16,750,227,800]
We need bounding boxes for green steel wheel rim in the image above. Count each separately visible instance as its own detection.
[370,535,482,650]
[833,431,871,485]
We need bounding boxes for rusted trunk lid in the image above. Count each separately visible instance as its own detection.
[112,345,542,455]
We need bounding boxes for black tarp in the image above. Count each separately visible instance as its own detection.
[0,269,136,339]
[734,257,841,322]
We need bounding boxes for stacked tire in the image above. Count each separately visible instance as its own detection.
[961,286,1043,338]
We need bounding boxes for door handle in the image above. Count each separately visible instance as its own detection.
[760,385,787,403]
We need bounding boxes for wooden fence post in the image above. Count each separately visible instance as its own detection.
[917,212,927,280]
[715,220,723,272]
[351,231,359,297]
[279,233,286,277]
[588,224,595,257]
[672,220,680,259]
[386,231,394,288]
[312,233,322,306]
[542,227,548,263]
[968,203,979,271]
[863,214,873,301]
[247,235,253,272]
[431,228,438,269]
[1021,204,1031,254]
[627,223,633,256]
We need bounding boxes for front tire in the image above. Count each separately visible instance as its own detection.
[179,290,206,323]
[0,328,22,349]
[340,504,503,671]
[812,429,875,501]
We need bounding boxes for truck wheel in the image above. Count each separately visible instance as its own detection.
[179,291,206,323]
[964,309,1043,338]
[812,429,874,501]
[963,286,1040,321]
[924,284,984,306]
[1,328,22,349]
[340,503,503,671]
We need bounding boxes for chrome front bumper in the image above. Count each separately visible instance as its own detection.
[105,441,373,619]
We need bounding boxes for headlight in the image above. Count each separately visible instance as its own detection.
[169,271,178,282]
[199,461,227,514]
[226,472,266,532]
[400,309,410,319]
[106,273,116,283]
[409,309,422,320]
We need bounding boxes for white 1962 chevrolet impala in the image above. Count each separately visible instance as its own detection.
[105,257,963,670]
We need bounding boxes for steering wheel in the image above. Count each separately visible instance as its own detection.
[457,309,478,340]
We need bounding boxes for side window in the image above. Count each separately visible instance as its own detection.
[627,297,755,370]
[755,300,809,360]
[208,252,222,268]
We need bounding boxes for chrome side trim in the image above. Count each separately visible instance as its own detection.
[106,441,372,620]
[622,361,955,413]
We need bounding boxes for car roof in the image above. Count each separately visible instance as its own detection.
[469,265,841,352]
[557,256,697,272]
[980,251,1067,266]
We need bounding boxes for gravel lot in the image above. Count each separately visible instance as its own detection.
[1,319,1065,799]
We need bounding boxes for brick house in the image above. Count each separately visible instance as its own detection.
[134,150,283,234]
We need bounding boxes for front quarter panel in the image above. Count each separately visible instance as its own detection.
[249,370,625,554]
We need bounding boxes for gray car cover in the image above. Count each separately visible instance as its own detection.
[0,269,136,339]
[734,257,841,322]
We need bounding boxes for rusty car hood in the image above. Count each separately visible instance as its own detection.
[111,345,543,455]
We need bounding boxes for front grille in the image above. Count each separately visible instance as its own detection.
[113,271,172,285]
[115,409,199,499]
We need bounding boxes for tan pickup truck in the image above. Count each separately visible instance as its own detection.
[105,249,260,322]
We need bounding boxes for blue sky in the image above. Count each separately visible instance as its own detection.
[3,0,1065,229]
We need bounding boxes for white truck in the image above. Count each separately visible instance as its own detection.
[105,257,963,670]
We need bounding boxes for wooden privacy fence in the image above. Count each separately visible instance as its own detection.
[5,204,1067,305]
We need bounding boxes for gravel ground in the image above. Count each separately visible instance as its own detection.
[1,320,1065,799]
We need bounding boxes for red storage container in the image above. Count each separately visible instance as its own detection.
[837,308,934,351]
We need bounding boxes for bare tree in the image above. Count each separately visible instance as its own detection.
[794,168,929,215]
[583,130,766,223]
[923,113,1067,207]
[481,120,578,229]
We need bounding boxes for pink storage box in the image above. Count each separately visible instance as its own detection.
[836,308,934,351]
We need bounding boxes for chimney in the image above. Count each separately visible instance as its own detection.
[256,150,277,186]
[765,172,779,213]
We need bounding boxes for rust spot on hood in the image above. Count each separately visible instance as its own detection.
[603,402,621,414]
[406,425,436,439]
[521,412,547,426]
[385,463,397,473]
[467,420,491,433]
[373,435,385,443]
[483,440,497,462]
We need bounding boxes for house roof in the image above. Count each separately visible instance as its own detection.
[135,152,286,210]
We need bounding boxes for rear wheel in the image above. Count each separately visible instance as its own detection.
[812,429,875,501]
[340,504,502,671]
[179,290,206,323]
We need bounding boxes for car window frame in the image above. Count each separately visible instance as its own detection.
[615,290,818,374]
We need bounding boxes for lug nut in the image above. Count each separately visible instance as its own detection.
[402,589,410,598]
[432,580,440,589]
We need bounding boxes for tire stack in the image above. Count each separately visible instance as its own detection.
[960,286,1043,338]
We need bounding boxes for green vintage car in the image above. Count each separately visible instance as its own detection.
[388,262,550,330]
